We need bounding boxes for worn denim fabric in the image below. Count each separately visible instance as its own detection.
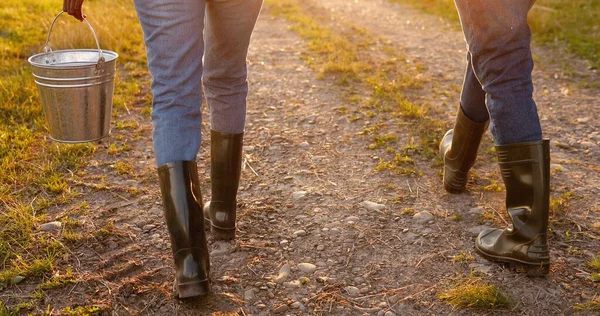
[455,0,542,144]
[134,0,262,166]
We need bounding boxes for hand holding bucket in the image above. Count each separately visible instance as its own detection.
[28,11,118,143]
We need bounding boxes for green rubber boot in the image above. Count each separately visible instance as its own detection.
[203,130,243,240]
[475,140,551,276]
[439,107,489,193]
[158,161,210,298]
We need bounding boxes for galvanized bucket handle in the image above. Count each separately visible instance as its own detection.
[43,11,106,68]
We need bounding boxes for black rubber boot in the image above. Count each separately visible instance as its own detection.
[158,161,210,298]
[475,140,551,276]
[439,106,489,193]
[203,130,243,240]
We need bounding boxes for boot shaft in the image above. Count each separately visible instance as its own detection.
[496,140,550,234]
[210,130,243,203]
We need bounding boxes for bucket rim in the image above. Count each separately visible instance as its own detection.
[28,49,118,69]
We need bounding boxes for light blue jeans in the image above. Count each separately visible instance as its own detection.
[455,0,542,145]
[133,0,263,166]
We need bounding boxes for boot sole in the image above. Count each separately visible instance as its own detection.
[176,279,210,299]
[475,245,549,276]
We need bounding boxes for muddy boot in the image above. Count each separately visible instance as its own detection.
[203,130,243,240]
[158,161,210,298]
[475,140,550,276]
[439,107,489,193]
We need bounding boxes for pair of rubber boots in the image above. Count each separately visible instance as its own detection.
[440,107,550,276]
[157,130,243,298]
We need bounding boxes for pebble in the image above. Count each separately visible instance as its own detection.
[142,224,156,231]
[469,263,492,274]
[242,145,255,152]
[39,221,62,231]
[345,286,360,297]
[244,288,257,302]
[468,207,483,215]
[283,280,301,288]
[299,142,310,148]
[345,216,360,223]
[360,201,386,210]
[12,275,25,284]
[291,301,304,309]
[412,211,434,224]
[468,225,489,237]
[298,262,317,274]
[385,311,397,316]
[280,239,289,247]
[273,304,289,313]
[581,141,598,149]
[292,191,307,199]
[274,263,291,284]
[293,230,307,238]
[210,241,232,256]
[316,245,325,251]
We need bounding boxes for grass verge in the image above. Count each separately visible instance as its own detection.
[391,0,599,67]
[1,0,147,312]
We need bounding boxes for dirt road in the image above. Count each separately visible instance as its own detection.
[3,0,600,315]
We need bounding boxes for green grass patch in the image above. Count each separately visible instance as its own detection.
[574,299,600,311]
[0,0,147,310]
[439,276,511,309]
[392,0,599,67]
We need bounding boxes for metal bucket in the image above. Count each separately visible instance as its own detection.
[28,11,118,143]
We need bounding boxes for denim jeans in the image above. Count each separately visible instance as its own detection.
[454,0,542,145]
[133,0,263,166]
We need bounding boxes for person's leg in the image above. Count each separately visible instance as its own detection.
[134,0,211,297]
[135,0,205,167]
[202,0,263,240]
[439,52,489,193]
[454,0,550,275]
[203,0,263,134]
[454,0,541,145]
[461,52,489,123]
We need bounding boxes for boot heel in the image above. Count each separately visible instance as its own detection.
[443,166,468,193]
[211,225,236,240]
[176,279,211,299]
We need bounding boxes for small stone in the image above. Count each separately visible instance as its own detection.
[293,230,306,238]
[316,245,325,251]
[468,207,483,215]
[291,301,303,309]
[345,216,360,223]
[292,191,307,199]
[345,286,360,297]
[299,142,310,148]
[12,275,25,284]
[39,221,62,231]
[210,241,233,256]
[244,288,257,302]
[360,201,386,210]
[388,294,400,304]
[469,263,492,274]
[581,141,598,149]
[273,304,289,313]
[142,224,156,231]
[468,225,489,237]
[243,145,255,152]
[298,262,317,274]
[283,280,301,288]
[385,311,397,316]
[274,263,291,284]
[413,211,434,224]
